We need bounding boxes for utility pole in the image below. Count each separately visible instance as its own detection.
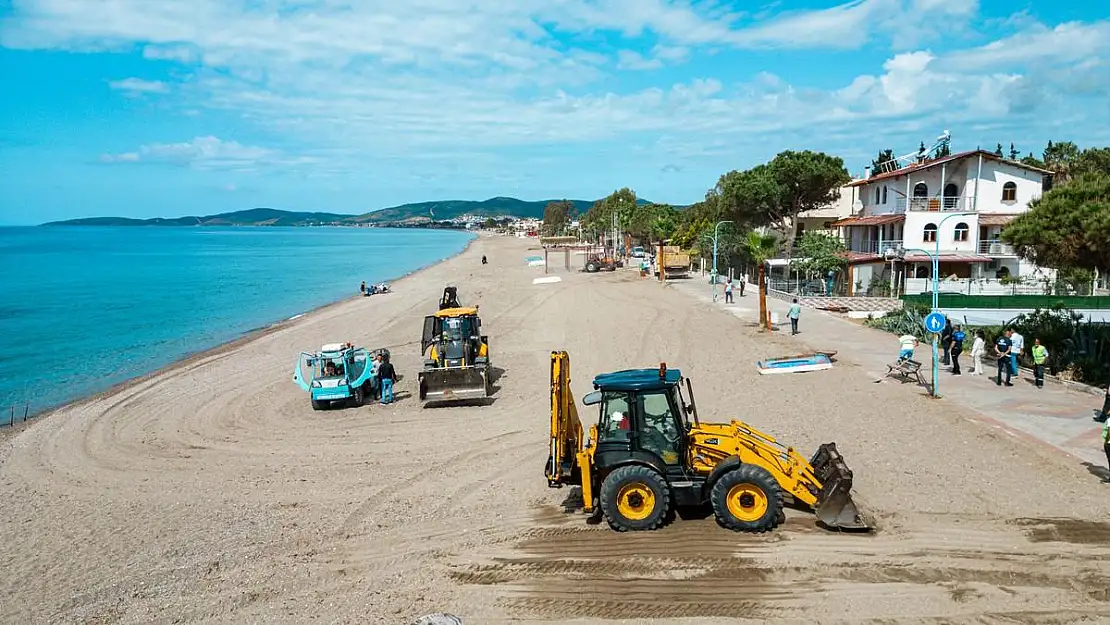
[711,220,733,302]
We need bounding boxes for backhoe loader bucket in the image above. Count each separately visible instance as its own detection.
[809,442,872,531]
[419,366,490,402]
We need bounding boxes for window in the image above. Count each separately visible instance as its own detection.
[598,392,632,444]
[954,222,969,242]
[1002,181,1017,202]
[638,390,682,465]
[913,183,928,198]
[944,183,959,210]
[875,187,881,203]
[882,186,888,204]
[923,223,937,243]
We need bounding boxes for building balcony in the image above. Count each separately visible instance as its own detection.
[846,239,903,255]
[978,239,1017,256]
[895,196,973,212]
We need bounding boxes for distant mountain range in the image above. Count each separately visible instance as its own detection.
[42,196,658,227]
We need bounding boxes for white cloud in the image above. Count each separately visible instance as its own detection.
[1,1,1107,178]
[98,136,306,171]
[108,77,168,94]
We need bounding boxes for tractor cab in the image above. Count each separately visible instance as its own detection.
[582,363,697,473]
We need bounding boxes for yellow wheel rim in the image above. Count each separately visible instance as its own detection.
[726,483,768,522]
[615,482,656,521]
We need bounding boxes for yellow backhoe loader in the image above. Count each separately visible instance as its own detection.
[418,294,491,405]
[545,350,871,532]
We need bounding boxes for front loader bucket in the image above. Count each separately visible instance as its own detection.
[809,442,872,531]
[419,366,489,402]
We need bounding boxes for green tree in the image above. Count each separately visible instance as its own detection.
[745,231,780,330]
[714,150,849,258]
[1075,147,1110,178]
[1021,153,1046,169]
[541,200,574,236]
[581,188,638,245]
[792,231,847,279]
[1001,174,1110,275]
[936,142,951,158]
[1009,142,1019,160]
[870,148,894,173]
[1042,140,1080,184]
[994,143,1004,157]
[648,204,680,242]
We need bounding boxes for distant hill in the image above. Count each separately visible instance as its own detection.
[44,208,355,227]
[43,196,661,227]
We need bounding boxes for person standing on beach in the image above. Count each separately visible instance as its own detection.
[360,281,366,295]
[1095,384,1110,423]
[1102,417,1110,481]
[788,298,801,335]
[940,317,953,367]
[378,353,396,405]
[1009,328,1024,378]
[969,330,986,375]
[724,279,733,303]
[950,324,965,375]
[995,329,1013,387]
[1031,338,1048,388]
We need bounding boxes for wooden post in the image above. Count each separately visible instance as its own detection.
[544,248,549,274]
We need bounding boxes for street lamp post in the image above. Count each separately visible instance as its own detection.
[711,220,733,302]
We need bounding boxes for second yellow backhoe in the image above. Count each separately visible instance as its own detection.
[545,350,871,533]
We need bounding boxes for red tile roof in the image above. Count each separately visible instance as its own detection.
[978,214,1021,226]
[831,214,905,227]
[849,150,1053,187]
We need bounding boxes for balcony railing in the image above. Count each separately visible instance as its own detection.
[895,196,972,212]
[847,239,902,255]
[978,239,1016,256]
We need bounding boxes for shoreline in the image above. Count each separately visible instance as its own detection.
[0,231,478,436]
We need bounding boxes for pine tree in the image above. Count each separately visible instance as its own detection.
[994,143,1004,157]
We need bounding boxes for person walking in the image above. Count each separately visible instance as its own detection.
[940,317,953,367]
[377,353,397,405]
[1102,417,1110,481]
[994,329,1013,386]
[970,330,986,375]
[787,298,802,335]
[1009,328,1024,378]
[950,324,966,375]
[739,274,746,297]
[724,279,734,303]
[1030,338,1049,388]
[1095,384,1110,423]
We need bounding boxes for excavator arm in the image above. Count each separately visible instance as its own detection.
[547,352,585,484]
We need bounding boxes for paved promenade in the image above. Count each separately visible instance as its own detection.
[670,276,1109,478]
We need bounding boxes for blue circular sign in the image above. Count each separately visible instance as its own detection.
[923,311,946,334]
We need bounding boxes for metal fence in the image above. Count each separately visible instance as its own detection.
[3,403,32,428]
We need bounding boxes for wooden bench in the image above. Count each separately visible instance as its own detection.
[886,358,926,386]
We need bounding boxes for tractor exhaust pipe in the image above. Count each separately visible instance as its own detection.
[809,442,872,531]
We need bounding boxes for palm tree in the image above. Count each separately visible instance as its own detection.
[745,231,780,330]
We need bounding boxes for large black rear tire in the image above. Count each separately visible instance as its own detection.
[599,465,670,532]
[586,261,599,273]
[710,464,783,533]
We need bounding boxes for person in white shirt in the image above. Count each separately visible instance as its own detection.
[969,330,986,375]
[1009,329,1024,378]
[898,334,919,362]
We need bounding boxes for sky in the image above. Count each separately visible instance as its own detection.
[1,0,1109,224]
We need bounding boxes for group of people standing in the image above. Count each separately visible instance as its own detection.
[936,319,1049,388]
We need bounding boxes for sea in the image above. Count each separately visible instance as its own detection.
[0,226,474,417]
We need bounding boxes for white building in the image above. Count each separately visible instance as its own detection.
[832,149,1054,296]
[792,182,861,237]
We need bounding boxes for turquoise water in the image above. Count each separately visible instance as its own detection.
[0,226,473,416]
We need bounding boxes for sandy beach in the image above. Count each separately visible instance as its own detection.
[2,233,1108,624]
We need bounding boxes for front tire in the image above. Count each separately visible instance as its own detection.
[586,262,599,273]
[311,399,325,411]
[711,464,783,533]
[599,465,670,531]
[350,385,365,407]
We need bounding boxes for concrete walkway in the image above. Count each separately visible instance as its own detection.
[670,277,1110,478]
